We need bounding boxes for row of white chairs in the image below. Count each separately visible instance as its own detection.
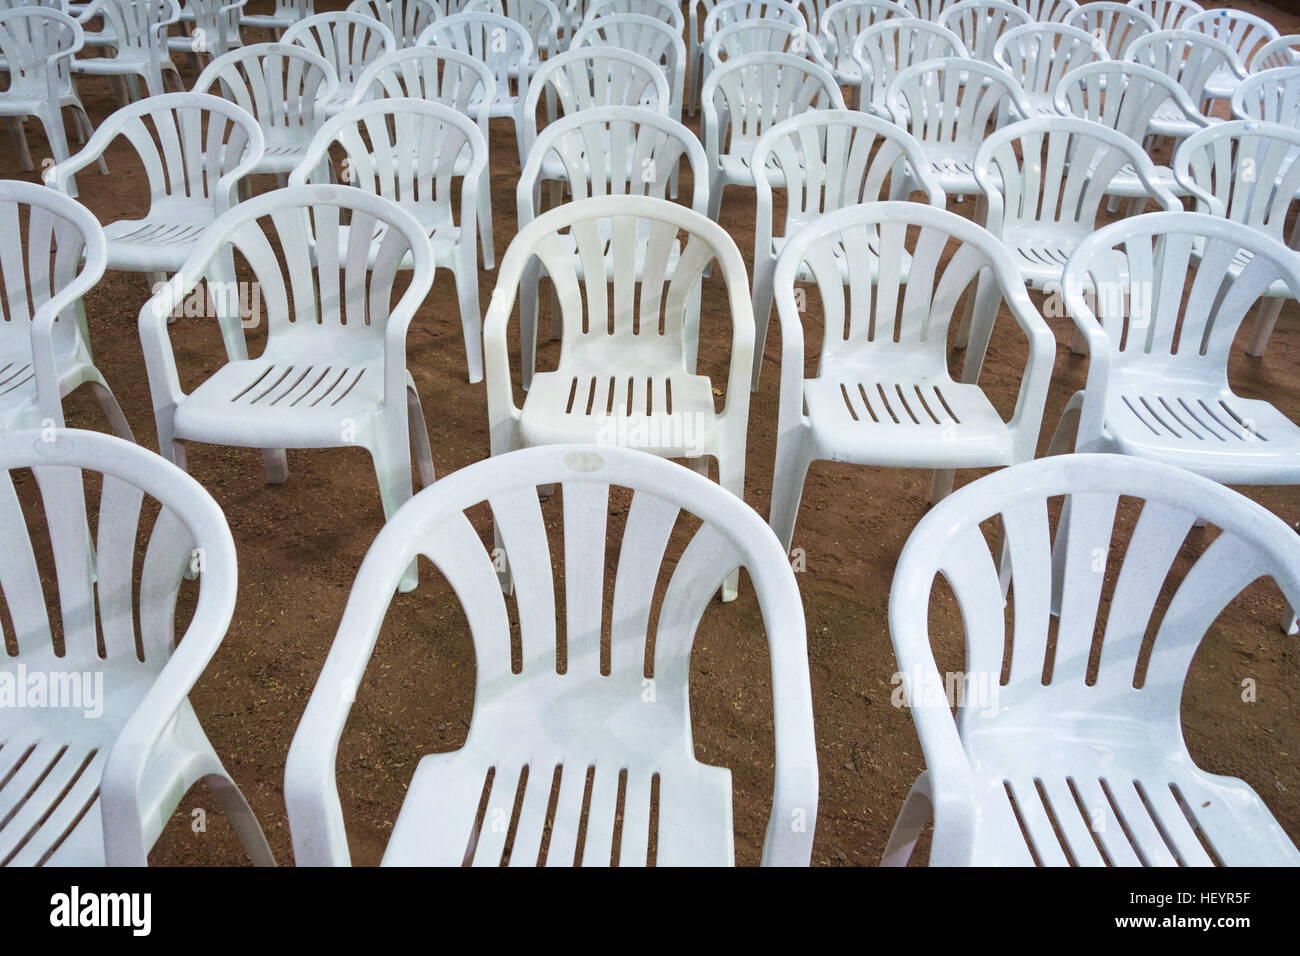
[3,0,1298,867]
[4,422,1298,863]
[2,155,1300,868]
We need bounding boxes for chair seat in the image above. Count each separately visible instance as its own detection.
[380,675,735,866]
[803,371,1015,467]
[255,140,311,175]
[1201,63,1241,102]
[335,215,462,268]
[0,356,37,429]
[771,225,909,283]
[103,208,213,273]
[521,363,717,454]
[0,653,197,867]
[1148,102,1215,141]
[1100,383,1300,484]
[1003,226,1092,287]
[958,721,1300,865]
[0,92,55,116]
[173,351,393,449]
[717,140,784,187]
[924,149,979,194]
[1084,158,1188,200]
[72,50,177,75]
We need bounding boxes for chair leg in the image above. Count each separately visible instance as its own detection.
[70,105,108,174]
[203,772,276,867]
[1285,522,1299,636]
[261,448,289,484]
[88,381,135,442]
[768,430,814,555]
[478,167,495,270]
[456,259,484,384]
[372,437,418,592]
[41,108,73,167]
[881,772,933,867]
[520,259,541,392]
[1246,297,1284,358]
[707,174,724,224]
[1045,391,1084,458]
[749,259,774,391]
[929,469,954,505]
[406,385,435,489]
[548,274,562,342]
[5,117,33,172]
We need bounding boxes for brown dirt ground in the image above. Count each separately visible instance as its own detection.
[2,0,1298,866]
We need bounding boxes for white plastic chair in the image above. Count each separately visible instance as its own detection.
[484,195,755,602]
[1063,1,1155,60]
[1230,66,1300,123]
[1184,9,1278,102]
[572,13,685,124]
[516,106,709,389]
[897,0,962,18]
[0,8,100,173]
[701,52,845,221]
[0,181,130,439]
[1127,29,1244,137]
[992,22,1109,116]
[1006,0,1077,22]
[749,112,944,388]
[1127,0,1202,32]
[1173,120,1300,358]
[817,0,908,105]
[347,0,438,48]
[290,99,488,383]
[193,42,339,185]
[468,0,561,60]
[239,0,313,40]
[284,443,818,866]
[708,17,829,72]
[0,427,276,866]
[418,12,533,162]
[137,185,438,592]
[699,0,808,98]
[975,116,1181,295]
[935,0,1032,65]
[964,116,1180,350]
[1054,60,1210,204]
[704,0,805,41]
[688,0,806,117]
[584,0,684,31]
[1251,34,1300,73]
[884,57,1031,198]
[1048,212,1300,524]
[47,93,264,287]
[767,200,1054,553]
[882,452,1300,866]
[521,46,669,165]
[167,0,245,67]
[351,46,496,266]
[850,17,966,119]
[282,12,394,118]
[71,0,183,102]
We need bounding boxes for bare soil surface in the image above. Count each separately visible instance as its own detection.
[2,0,1297,866]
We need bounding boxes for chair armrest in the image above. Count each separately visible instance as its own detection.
[214,122,266,213]
[1060,268,1115,451]
[285,547,406,866]
[101,507,238,866]
[29,222,108,426]
[888,559,979,866]
[483,239,534,452]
